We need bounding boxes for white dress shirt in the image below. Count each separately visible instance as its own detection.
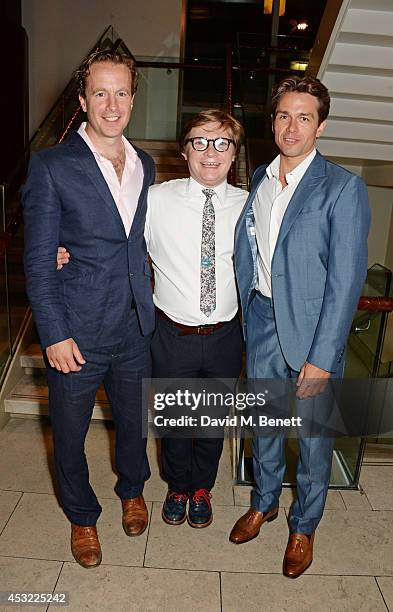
[77,123,143,236]
[145,177,248,325]
[254,149,316,297]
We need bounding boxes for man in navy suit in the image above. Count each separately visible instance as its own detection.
[23,50,155,568]
[229,76,370,577]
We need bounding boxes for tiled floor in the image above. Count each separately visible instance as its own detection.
[0,418,392,611]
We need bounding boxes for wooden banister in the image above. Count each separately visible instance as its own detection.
[358,296,393,313]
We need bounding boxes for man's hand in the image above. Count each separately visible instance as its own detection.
[46,338,86,373]
[296,361,331,399]
[57,246,70,270]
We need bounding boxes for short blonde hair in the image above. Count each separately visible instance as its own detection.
[180,109,244,153]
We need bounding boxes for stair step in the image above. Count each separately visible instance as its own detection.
[151,155,185,165]
[129,138,188,182]
[363,443,393,465]
[150,151,183,159]
[155,164,189,173]
[132,140,178,150]
[5,373,112,420]
[20,343,45,368]
[155,172,189,183]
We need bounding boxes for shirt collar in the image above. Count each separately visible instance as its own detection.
[187,176,227,205]
[77,122,137,164]
[266,149,316,185]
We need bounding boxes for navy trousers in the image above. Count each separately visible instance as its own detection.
[247,292,344,535]
[151,313,243,493]
[47,311,151,526]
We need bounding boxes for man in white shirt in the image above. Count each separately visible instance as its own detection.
[146,110,247,528]
[57,110,248,529]
[230,76,370,577]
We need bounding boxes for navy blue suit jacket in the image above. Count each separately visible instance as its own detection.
[23,131,155,349]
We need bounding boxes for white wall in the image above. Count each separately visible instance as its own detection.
[334,161,393,269]
[22,0,182,135]
[129,67,179,141]
[366,187,393,268]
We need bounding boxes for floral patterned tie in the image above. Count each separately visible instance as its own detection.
[200,189,216,317]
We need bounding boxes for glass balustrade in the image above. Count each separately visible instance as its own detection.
[127,59,226,142]
[235,265,393,490]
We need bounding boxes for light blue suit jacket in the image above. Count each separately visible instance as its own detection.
[234,151,371,373]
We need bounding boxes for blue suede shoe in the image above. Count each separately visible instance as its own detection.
[162,491,188,525]
[188,489,212,528]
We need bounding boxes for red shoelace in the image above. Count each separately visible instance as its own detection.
[191,488,212,507]
[168,492,188,503]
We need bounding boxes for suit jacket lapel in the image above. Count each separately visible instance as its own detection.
[235,166,267,245]
[273,151,326,254]
[66,131,126,234]
[128,145,151,237]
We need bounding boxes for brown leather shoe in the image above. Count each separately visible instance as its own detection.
[229,507,278,544]
[71,524,102,568]
[283,532,315,578]
[122,495,148,536]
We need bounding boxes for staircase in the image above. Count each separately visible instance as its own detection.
[132,140,189,183]
[236,144,248,190]
[4,344,112,420]
[314,0,393,170]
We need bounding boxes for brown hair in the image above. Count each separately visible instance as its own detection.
[75,49,138,98]
[180,109,244,153]
[271,76,330,125]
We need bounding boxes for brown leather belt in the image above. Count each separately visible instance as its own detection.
[156,307,230,336]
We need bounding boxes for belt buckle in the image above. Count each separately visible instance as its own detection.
[198,325,213,335]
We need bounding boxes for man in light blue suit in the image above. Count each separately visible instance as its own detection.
[229,76,370,577]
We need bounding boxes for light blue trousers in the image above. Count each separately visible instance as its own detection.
[246,291,343,534]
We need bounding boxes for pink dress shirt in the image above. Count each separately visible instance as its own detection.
[77,122,143,236]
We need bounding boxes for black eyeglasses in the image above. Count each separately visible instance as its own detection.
[185,137,235,152]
